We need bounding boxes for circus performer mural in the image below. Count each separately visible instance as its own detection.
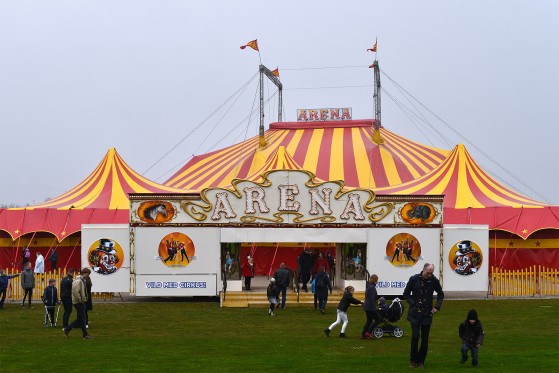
[87,238,124,275]
[386,233,421,268]
[158,232,196,268]
[449,240,483,276]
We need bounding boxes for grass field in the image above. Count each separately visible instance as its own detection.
[1,297,558,372]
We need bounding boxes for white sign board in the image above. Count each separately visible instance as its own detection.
[81,225,130,292]
[365,228,442,296]
[442,224,489,292]
[132,227,221,296]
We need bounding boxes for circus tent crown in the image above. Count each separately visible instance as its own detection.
[164,119,450,191]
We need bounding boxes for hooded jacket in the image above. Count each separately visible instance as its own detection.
[459,309,484,345]
[21,268,35,289]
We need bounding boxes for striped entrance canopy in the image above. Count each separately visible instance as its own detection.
[0,148,188,240]
[165,120,450,190]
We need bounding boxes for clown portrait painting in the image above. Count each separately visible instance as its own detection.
[448,240,483,276]
[87,238,124,275]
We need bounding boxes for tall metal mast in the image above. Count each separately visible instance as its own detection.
[372,60,384,145]
[258,64,283,148]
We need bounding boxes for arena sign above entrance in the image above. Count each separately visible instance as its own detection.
[130,170,444,227]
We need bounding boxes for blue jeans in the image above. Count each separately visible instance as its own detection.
[461,341,479,366]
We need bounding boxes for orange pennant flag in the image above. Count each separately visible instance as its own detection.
[367,39,378,52]
[271,68,280,77]
[240,39,259,51]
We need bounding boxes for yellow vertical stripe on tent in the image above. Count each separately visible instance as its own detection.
[302,128,323,174]
[454,148,483,208]
[379,146,402,185]
[109,162,129,209]
[329,128,345,181]
[286,130,304,162]
[353,128,376,188]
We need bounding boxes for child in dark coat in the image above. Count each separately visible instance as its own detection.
[459,309,484,367]
[42,279,60,327]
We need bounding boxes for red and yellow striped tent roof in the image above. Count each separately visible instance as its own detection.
[376,144,559,238]
[165,120,450,190]
[165,120,558,238]
[376,144,545,208]
[0,148,188,240]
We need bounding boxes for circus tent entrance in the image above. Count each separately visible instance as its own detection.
[221,228,368,291]
[218,228,370,292]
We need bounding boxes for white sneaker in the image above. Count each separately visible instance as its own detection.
[268,309,271,314]
[270,312,274,316]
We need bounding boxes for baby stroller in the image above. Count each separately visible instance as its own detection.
[372,297,405,338]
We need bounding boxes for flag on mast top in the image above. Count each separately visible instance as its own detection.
[240,39,262,64]
[240,39,259,51]
[367,38,378,53]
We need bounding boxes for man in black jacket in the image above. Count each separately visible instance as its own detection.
[403,263,444,368]
[273,263,290,309]
[60,268,75,328]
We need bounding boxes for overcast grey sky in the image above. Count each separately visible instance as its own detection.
[1,0,557,207]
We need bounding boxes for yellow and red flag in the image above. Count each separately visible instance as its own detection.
[367,39,378,52]
[240,39,259,51]
[271,68,280,77]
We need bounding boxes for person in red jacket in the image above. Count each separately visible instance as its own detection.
[241,254,254,291]
[313,252,330,275]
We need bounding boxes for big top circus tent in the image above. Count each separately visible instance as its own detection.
[0,148,188,269]
[164,119,559,269]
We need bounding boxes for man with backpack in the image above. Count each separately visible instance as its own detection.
[314,266,332,314]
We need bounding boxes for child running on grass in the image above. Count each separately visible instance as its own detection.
[324,286,363,338]
[267,278,280,316]
[459,309,484,367]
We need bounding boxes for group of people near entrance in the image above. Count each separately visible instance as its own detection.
[266,262,484,369]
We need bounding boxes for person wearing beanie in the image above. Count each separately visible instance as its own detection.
[458,309,484,367]
[266,278,280,316]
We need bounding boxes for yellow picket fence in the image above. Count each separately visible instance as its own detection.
[3,268,114,303]
[490,266,559,297]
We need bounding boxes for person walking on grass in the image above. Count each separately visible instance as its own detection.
[324,286,363,338]
[459,309,484,368]
[63,268,93,340]
[361,274,381,339]
[314,266,332,314]
[20,262,35,308]
[273,262,290,309]
[266,278,280,316]
[403,263,444,368]
[60,268,75,328]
